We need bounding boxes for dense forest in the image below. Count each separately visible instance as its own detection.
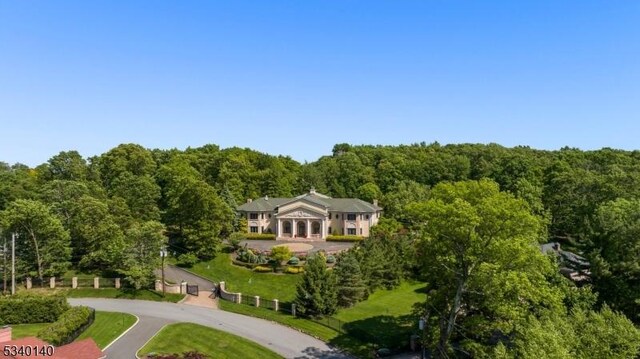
[3,142,640,357]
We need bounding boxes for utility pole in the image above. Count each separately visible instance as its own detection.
[11,233,16,295]
[160,247,167,297]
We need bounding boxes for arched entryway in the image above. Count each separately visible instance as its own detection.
[283,221,292,237]
[297,221,307,238]
[311,221,321,237]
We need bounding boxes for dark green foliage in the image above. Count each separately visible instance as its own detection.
[334,251,367,307]
[244,233,276,240]
[176,253,199,268]
[325,235,364,242]
[0,294,70,324]
[294,254,338,318]
[288,257,300,265]
[38,306,95,346]
[325,255,336,264]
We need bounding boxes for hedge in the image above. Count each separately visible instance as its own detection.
[325,235,365,242]
[232,259,261,269]
[253,266,273,273]
[285,266,304,274]
[245,234,276,240]
[0,294,70,325]
[38,306,95,346]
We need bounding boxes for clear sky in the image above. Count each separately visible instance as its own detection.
[1,1,639,166]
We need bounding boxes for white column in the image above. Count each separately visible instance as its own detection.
[306,219,310,238]
[277,219,281,238]
[321,219,326,239]
[292,220,296,238]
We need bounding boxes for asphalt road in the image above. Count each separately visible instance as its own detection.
[68,298,349,359]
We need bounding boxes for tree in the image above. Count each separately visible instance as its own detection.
[269,245,291,270]
[120,221,167,289]
[294,253,338,317]
[406,179,562,357]
[334,251,366,307]
[588,198,640,320]
[1,199,71,282]
[41,151,88,181]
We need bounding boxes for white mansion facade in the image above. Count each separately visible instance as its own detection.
[237,189,382,239]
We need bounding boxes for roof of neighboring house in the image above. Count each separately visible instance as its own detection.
[237,191,382,213]
[0,337,104,359]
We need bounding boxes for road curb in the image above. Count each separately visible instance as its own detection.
[103,314,140,350]
[135,323,170,359]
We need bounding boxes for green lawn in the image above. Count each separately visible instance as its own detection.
[138,322,283,359]
[76,311,137,349]
[65,288,184,303]
[187,253,300,302]
[11,323,50,339]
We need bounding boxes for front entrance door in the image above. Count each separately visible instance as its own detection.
[297,221,306,238]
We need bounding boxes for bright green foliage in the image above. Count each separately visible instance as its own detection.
[407,179,562,357]
[1,199,71,280]
[119,220,167,289]
[295,253,338,317]
[0,294,69,324]
[38,306,94,346]
[109,173,161,221]
[334,251,367,307]
[269,245,291,268]
[589,198,640,320]
[356,182,382,203]
[40,151,88,182]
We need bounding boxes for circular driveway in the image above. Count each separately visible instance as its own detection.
[69,298,350,359]
[240,240,355,253]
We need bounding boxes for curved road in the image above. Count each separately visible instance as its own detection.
[69,298,348,359]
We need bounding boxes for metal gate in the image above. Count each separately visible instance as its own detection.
[187,284,199,296]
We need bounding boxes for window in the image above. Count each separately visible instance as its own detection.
[347,214,356,221]
[261,226,265,233]
[268,214,271,218]
[336,214,340,219]
[250,226,258,233]
[283,222,292,234]
[261,213,264,219]
[360,228,363,235]
[312,222,321,235]
[366,214,370,219]
[348,228,356,235]
[329,213,332,219]
[250,213,258,220]
[329,226,332,234]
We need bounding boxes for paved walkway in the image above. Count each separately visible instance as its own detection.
[69,298,349,359]
[154,265,219,308]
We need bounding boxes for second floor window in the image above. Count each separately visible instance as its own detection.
[347,214,356,220]
[250,213,258,220]
[250,226,258,233]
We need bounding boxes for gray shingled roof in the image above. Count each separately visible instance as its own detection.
[237,192,382,213]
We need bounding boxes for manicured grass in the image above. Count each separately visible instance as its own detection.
[138,322,283,359]
[76,311,137,349]
[187,253,300,302]
[65,288,184,303]
[11,323,50,339]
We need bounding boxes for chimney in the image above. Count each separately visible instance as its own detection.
[373,199,378,207]
[247,198,252,203]
[0,326,12,343]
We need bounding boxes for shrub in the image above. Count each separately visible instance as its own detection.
[231,259,260,269]
[245,233,276,240]
[253,265,273,273]
[285,266,304,274]
[326,255,336,264]
[176,253,199,268]
[228,232,245,249]
[38,306,95,346]
[326,235,365,242]
[0,294,69,324]
[288,256,300,265]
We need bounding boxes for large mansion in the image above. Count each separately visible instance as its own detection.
[237,189,382,239]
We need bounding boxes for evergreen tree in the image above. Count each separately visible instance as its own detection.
[334,251,367,307]
[294,253,337,317]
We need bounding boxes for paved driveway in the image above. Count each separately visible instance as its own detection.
[69,298,349,359]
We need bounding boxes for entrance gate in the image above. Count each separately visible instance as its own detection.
[187,284,199,296]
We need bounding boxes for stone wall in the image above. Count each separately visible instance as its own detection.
[218,281,241,303]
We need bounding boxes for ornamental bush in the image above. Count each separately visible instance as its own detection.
[326,255,336,264]
[0,294,70,324]
[245,233,276,240]
[253,265,272,273]
[288,256,300,265]
[285,266,304,274]
[38,306,95,346]
[326,235,365,242]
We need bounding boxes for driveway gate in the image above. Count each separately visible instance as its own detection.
[187,284,199,296]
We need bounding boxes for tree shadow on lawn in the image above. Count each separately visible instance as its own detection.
[328,314,417,357]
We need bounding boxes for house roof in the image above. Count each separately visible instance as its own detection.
[237,191,382,213]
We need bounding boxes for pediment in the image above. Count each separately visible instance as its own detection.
[278,207,325,219]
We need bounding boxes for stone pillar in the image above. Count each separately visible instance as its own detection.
[94,277,100,289]
[115,278,121,289]
[180,281,187,294]
[219,281,226,291]
[50,277,56,289]
[155,279,162,291]
[292,303,296,317]
[273,299,279,312]
[254,296,260,307]
[236,293,242,304]
[72,277,78,289]
[26,277,32,289]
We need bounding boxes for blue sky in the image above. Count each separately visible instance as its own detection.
[1,1,639,166]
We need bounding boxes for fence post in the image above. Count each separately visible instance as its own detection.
[274,299,279,312]
[155,279,162,291]
[115,278,121,289]
[236,293,242,304]
[180,281,187,294]
[26,277,32,289]
[292,303,296,317]
[93,277,100,289]
[72,277,78,289]
[219,281,226,291]
[254,296,260,307]
[50,277,56,289]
